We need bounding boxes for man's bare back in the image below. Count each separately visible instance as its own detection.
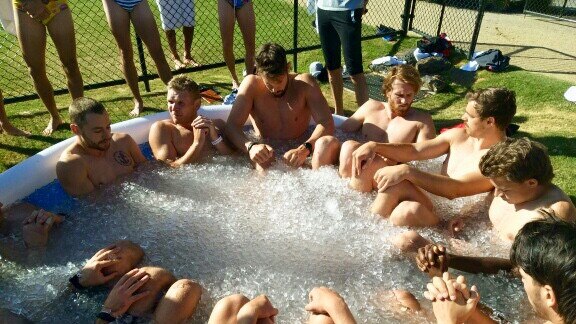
[489,185,576,241]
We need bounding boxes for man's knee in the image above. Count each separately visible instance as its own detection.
[338,140,358,177]
[389,201,438,227]
[214,294,249,315]
[154,279,202,324]
[127,267,177,316]
[313,136,340,167]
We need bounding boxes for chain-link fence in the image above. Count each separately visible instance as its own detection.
[1,0,484,119]
[524,0,576,22]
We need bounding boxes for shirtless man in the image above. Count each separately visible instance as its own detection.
[56,97,147,196]
[315,64,435,192]
[352,88,516,226]
[225,42,335,170]
[412,138,575,275]
[149,76,233,167]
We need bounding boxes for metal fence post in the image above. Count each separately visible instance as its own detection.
[401,0,412,36]
[436,0,447,36]
[135,35,151,93]
[293,0,298,72]
[468,0,485,60]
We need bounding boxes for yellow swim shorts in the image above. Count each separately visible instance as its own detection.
[13,0,68,25]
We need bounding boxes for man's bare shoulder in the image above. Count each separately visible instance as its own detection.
[294,72,318,85]
[439,127,469,143]
[546,186,576,221]
[150,119,177,134]
[406,108,433,122]
[111,132,136,145]
[59,142,85,162]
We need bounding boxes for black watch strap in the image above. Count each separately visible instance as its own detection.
[69,273,86,290]
[303,142,313,156]
[96,311,117,322]
[247,141,259,153]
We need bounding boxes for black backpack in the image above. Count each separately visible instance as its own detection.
[474,49,510,72]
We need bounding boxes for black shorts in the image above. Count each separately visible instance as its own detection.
[317,7,364,76]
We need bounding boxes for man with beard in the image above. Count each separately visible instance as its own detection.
[314,64,436,192]
[352,88,516,227]
[149,76,233,167]
[57,97,147,196]
[225,42,335,170]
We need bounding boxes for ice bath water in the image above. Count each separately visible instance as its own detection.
[0,148,535,323]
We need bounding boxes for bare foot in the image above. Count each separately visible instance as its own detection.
[391,230,430,252]
[183,54,199,67]
[42,117,63,136]
[0,123,31,137]
[129,100,144,117]
[174,59,186,70]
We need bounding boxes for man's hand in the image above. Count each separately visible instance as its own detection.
[22,209,64,248]
[424,272,480,324]
[249,144,275,168]
[374,164,409,192]
[351,141,377,177]
[20,0,50,21]
[79,245,122,287]
[237,295,278,324]
[103,268,150,318]
[283,145,309,168]
[415,244,449,278]
[192,123,207,146]
[305,287,355,323]
[192,115,219,140]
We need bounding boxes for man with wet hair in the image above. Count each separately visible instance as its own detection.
[149,76,233,167]
[57,97,147,196]
[315,64,436,192]
[353,88,516,227]
[422,220,576,324]
[225,42,335,170]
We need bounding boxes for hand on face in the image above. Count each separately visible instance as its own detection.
[351,142,377,177]
[249,144,275,169]
[80,244,122,287]
[373,164,408,193]
[103,268,150,318]
[415,244,449,278]
[22,209,64,248]
[283,145,309,168]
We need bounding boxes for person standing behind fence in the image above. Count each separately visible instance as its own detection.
[13,0,84,135]
[317,0,369,116]
[101,0,173,117]
[218,0,256,91]
[155,0,199,70]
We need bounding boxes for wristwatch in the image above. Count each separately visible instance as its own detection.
[96,308,117,322]
[303,142,313,156]
[69,272,86,290]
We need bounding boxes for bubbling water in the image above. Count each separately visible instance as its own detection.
[0,146,534,323]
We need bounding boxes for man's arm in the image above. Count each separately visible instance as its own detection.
[303,74,335,148]
[123,134,147,165]
[225,76,257,153]
[305,287,356,324]
[399,166,494,199]
[148,121,178,162]
[56,157,95,196]
[338,100,370,133]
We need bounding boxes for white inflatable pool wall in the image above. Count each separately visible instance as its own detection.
[0,105,347,207]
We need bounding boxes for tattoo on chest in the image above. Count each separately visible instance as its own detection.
[113,151,132,166]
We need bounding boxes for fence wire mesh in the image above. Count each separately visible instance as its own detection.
[524,0,576,22]
[1,0,483,125]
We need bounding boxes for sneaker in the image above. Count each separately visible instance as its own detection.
[223,89,238,105]
[342,65,350,79]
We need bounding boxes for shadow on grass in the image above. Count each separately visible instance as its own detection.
[514,131,576,158]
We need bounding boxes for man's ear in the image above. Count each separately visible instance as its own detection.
[485,116,496,127]
[525,178,539,188]
[193,97,202,110]
[542,284,557,308]
[70,123,80,135]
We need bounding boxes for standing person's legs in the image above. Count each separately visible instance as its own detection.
[47,9,84,100]
[235,2,256,75]
[101,0,144,116]
[14,10,63,135]
[338,8,368,108]
[182,26,198,66]
[317,8,344,115]
[131,1,172,84]
[165,29,185,69]
[218,0,240,89]
[0,90,30,136]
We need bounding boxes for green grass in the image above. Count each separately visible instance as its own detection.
[1,3,574,203]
